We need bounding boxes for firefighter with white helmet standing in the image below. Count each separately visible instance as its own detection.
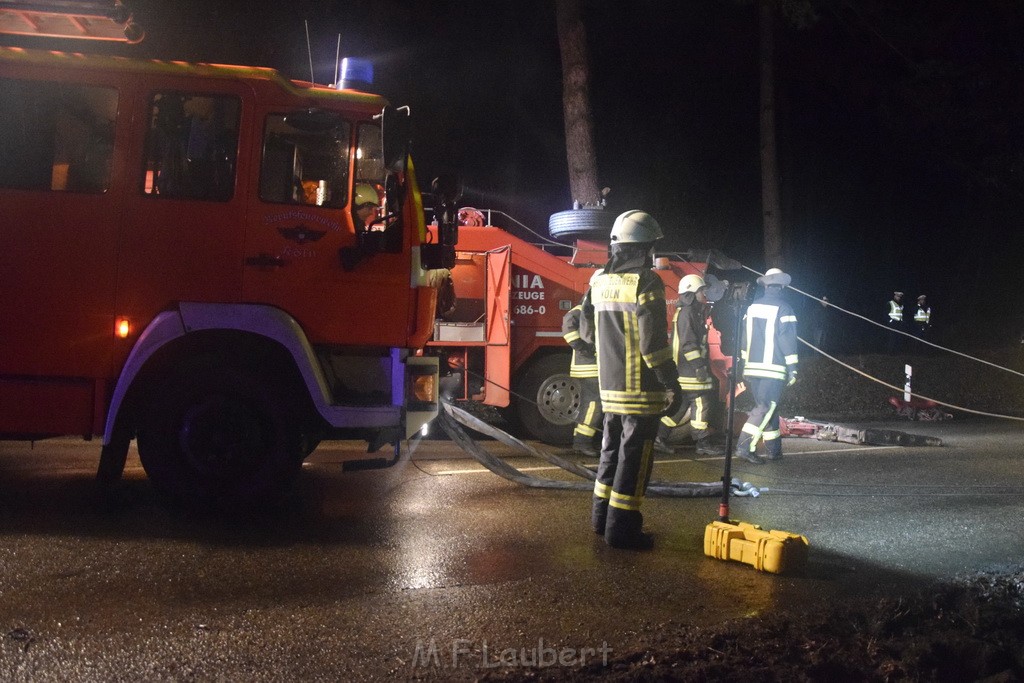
[734,268,799,464]
[655,274,725,456]
[582,210,684,549]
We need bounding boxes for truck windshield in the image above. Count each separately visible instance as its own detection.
[259,112,350,207]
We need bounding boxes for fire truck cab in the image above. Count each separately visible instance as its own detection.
[0,46,451,503]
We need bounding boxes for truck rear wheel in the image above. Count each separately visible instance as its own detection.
[137,364,304,506]
[512,354,579,445]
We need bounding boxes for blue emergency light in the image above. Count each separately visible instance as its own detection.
[338,58,373,91]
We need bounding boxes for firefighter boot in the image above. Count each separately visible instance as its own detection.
[592,496,608,535]
[734,434,765,465]
[605,509,654,550]
[695,436,725,456]
[765,438,783,462]
[574,435,600,458]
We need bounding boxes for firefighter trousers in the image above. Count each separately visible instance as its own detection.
[736,377,784,459]
[658,388,715,442]
[592,413,659,543]
[573,376,603,450]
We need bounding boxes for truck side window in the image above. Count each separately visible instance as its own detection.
[356,122,401,253]
[259,112,349,207]
[0,77,117,193]
[355,122,385,184]
[142,92,240,201]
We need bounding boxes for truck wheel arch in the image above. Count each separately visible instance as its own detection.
[104,303,325,446]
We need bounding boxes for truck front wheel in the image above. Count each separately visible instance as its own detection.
[137,365,304,506]
[512,354,580,445]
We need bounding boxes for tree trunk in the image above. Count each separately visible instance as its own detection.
[556,0,601,207]
[759,0,785,269]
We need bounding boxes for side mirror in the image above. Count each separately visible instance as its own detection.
[431,173,462,248]
[431,173,463,205]
[377,105,411,172]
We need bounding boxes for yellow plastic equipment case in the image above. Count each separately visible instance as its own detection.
[704,520,809,574]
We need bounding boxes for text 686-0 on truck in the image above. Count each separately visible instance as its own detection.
[425,208,728,445]
[0,47,456,505]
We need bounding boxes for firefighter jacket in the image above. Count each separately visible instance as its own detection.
[671,291,714,392]
[739,291,798,382]
[887,299,903,323]
[562,302,597,379]
[585,253,677,415]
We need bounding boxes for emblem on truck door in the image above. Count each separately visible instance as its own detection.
[278,224,326,244]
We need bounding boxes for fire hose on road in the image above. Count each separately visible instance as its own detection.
[438,401,724,498]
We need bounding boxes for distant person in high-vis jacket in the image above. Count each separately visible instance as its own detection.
[581,210,683,550]
[734,268,798,464]
[913,294,932,340]
[562,299,602,457]
[655,274,725,456]
[885,290,905,353]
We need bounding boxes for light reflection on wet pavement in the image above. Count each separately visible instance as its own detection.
[1,421,1021,680]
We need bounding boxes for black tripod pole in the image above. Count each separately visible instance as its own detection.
[719,295,744,522]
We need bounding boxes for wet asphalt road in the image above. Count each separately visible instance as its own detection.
[1,418,1023,681]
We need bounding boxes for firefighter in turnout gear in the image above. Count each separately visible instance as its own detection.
[582,210,684,550]
[655,274,725,456]
[562,297,602,457]
[735,268,799,464]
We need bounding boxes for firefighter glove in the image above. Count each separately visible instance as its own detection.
[653,361,680,390]
[664,385,685,418]
[694,361,710,383]
[786,368,798,387]
[570,340,596,357]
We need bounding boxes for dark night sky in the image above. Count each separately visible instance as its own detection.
[7,1,1024,347]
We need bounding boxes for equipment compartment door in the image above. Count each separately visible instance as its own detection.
[484,247,511,406]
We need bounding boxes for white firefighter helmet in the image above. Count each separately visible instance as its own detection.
[354,183,379,208]
[610,210,663,244]
[679,274,706,294]
[757,267,792,287]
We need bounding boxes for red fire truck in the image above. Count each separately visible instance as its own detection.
[426,208,732,445]
[0,46,454,503]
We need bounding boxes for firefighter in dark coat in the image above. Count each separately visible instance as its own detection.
[656,274,725,456]
[735,268,799,464]
[562,299,602,457]
[582,210,683,549]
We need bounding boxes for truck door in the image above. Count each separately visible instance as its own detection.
[117,83,250,339]
[241,112,413,346]
[484,247,512,406]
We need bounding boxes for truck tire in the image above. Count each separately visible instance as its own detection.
[512,353,579,445]
[548,208,615,243]
[136,364,303,506]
